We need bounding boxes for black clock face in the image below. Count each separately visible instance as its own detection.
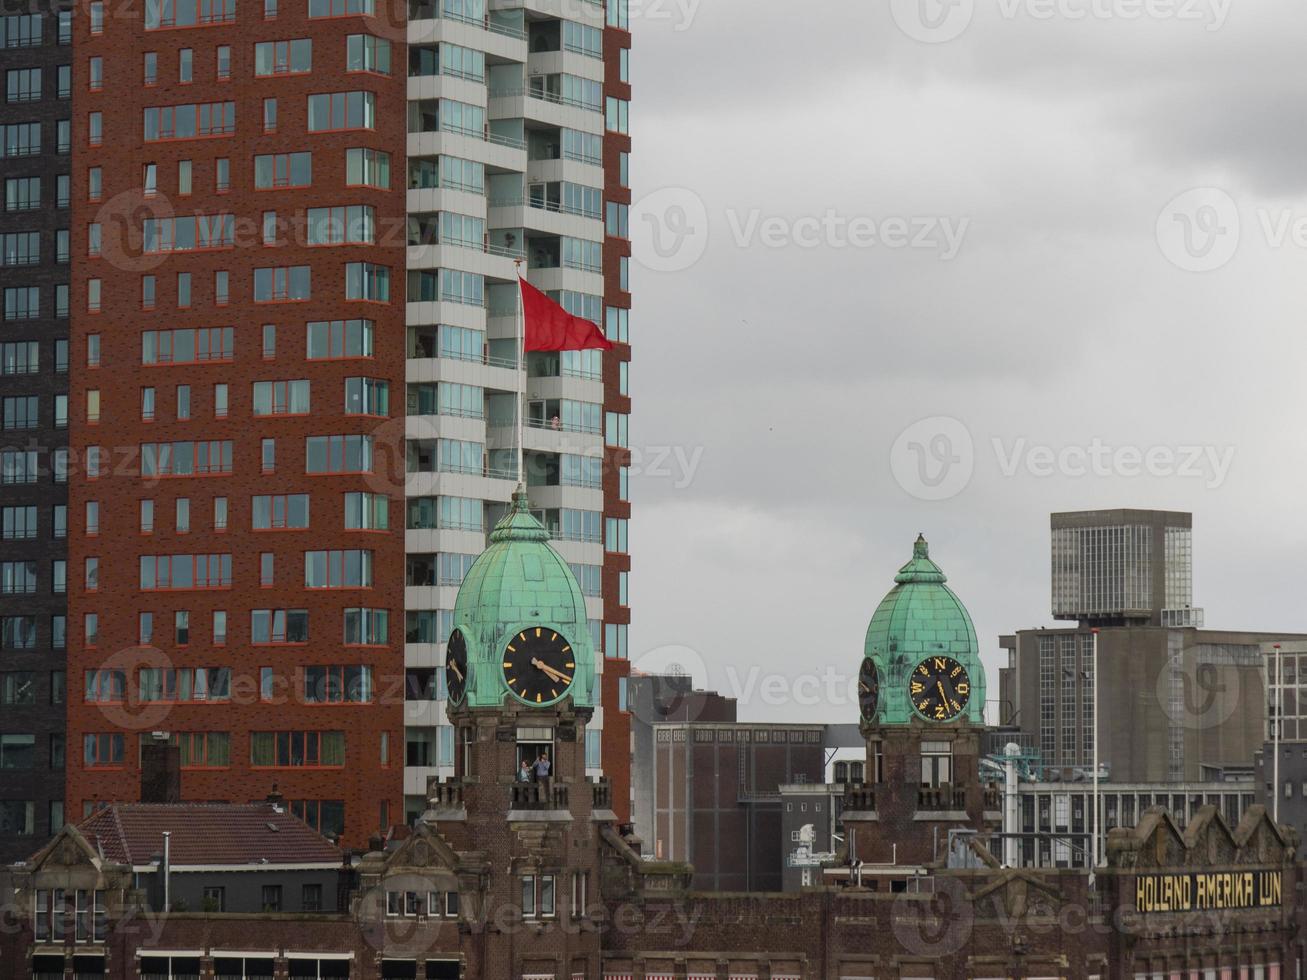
[858,659,880,721]
[909,656,971,722]
[502,627,575,705]
[445,629,468,704]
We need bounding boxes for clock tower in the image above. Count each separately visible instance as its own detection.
[404,489,611,980]
[846,534,999,867]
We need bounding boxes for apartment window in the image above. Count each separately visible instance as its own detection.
[307,205,375,245]
[255,39,312,75]
[305,434,373,474]
[250,731,345,768]
[175,499,188,534]
[214,384,228,417]
[261,439,276,473]
[176,385,191,420]
[605,96,629,133]
[83,733,124,768]
[261,886,282,912]
[260,552,274,587]
[213,497,227,530]
[216,46,231,80]
[89,57,103,91]
[252,493,310,529]
[302,884,322,912]
[254,266,310,302]
[213,611,227,644]
[0,561,36,594]
[308,318,373,359]
[143,214,235,252]
[265,0,277,15]
[263,97,277,132]
[142,101,235,140]
[344,377,388,416]
[344,491,388,530]
[309,0,374,16]
[178,159,192,194]
[253,379,310,415]
[1,507,37,541]
[140,440,233,477]
[0,14,41,48]
[0,615,36,649]
[178,272,191,307]
[179,48,193,83]
[138,667,231,702]
[0,122,39,158]
[304,665,372,703]
[345,147,389,188]
[343,608,387,645]
[141,276,154,309]
[3,286,38,320]
[138,613,152,644]
[2,396,37,429]
[143,327,233,365]
[138,553,233,590]
[307,91,376,131]
[85,670,125,703]
[82,502,95,536]
[6,68,40,103]
[144,52,158,85]
[304,549,373,588]
[143,0,235,26]
[174,611,190,645]
[83,226,96,259]
[346,34,390,74]
[251,608,308,644]
[216,157,230,192]
[255,151,312,189]
[5,176,39,211]
[214,270,229,304]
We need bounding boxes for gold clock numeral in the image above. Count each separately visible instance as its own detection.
[503,662,513,668]
[911,681,925,694]
[550,632,557,642]
[933,657,946,670]
[956,683,969,695]
[535,693,542,703]
[917,664,929,676]
[535,628,542,638]
[551,689,558,698]
[950,666,962,678]
[934,706,946,720]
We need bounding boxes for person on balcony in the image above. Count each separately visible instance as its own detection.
[517,759,533,783]
[533,751,552,795]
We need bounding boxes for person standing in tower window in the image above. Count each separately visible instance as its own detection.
[534,751,552,795]
[517,759,532,783]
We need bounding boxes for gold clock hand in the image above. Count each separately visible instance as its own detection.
[449,661,463,681]
[936,681,947,704]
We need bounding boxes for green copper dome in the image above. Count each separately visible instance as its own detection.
[863,534,985,726]
[450,489,596,710]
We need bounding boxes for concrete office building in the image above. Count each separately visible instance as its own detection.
[1002,510,1305,784]
[1051,508,1203,628]
[0,0,73,864]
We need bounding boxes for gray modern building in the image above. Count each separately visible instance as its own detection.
[1002,510,1305,784]
[1051,508,1202,628]
[0,0,72,864]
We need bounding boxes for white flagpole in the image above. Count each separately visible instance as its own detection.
[515,259,525,494]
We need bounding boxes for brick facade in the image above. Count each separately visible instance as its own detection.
[66,0,408,845]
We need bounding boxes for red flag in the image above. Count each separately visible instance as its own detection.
[520,277,614,352]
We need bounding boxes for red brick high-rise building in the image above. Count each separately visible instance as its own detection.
[56,0,634,848]
[67,0,409,845]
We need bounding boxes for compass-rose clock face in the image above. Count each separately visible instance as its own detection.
[502,627,575,705]
[858,658,880,722]
[908,656,971,722]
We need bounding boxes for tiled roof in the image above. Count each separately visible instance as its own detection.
[78,803,343,868]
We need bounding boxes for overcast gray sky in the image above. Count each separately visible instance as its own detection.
[623,0,1307,721]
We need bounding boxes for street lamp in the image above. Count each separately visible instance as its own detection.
[1091,627,1099,883]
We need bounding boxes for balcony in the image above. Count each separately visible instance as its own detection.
[843,784,877,812]
[511,782,568,810]
[428,778,464,810]
[918,785,967,812]
[591,777,611,810]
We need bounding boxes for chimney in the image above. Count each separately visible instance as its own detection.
[265,783,285,810]
[140,733,181,803]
